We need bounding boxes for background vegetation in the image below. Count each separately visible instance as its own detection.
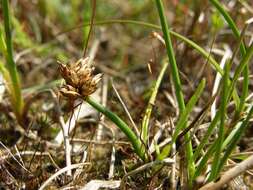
[0,0,253,189]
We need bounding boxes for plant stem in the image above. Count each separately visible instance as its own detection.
[155,0,185,112]
[141,59,169,144]
[86,96,147,161]
[2,0,23,121]
[155,0,194,185]
[209,0,248,117]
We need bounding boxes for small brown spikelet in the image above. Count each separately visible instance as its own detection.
[58,57,102,99]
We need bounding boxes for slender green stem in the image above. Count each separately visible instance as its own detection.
[155,0,195,184]
[227,44,253,108]
[218,105,253,172]
[86,96,146,161]
[141,59,169,145]
[158,79,206,160]
[155,0,184,112]
[194,140,217,179]
[193,111,220,161]
[209,63,229,181]
[2,0,23,120]
[209,0,248,115]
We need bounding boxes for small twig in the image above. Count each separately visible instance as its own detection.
[1,150,59,169]
[108,128,116,179]
[149,120,170,154]
[95,75,108,141]
[59,117,72,176]
[111,78,139,135]
[71,138,131,146]
[50,90,72,176]
[169,117,177,189]
[120,158,174,189]
[73,147,88,180]
[80,180,120,190]
[0,141,31,174]
[14,145,25,167]
[199,155,253,190]
[39,163,90,190]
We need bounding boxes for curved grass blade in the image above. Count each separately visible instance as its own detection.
[141,59,169,144]
[193,111,220,161]
[86,96,147,161]
[217,104,253,175]
[209,0,248,115]
[227,43,253,105]
[208,63,230,181]
[194,140,217,179]
[56,19,223,75]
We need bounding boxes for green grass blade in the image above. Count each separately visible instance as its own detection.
[155,0,185,112]
[194,140,217,179]
[172,79,206,146]
[141,59,169,144]
[158,79,206,159]
[218,104,253,174]
[2,0,24,119]
[209,0,248,115]
[227,44,253,104]
[155,0,196,182]
[221,121,241,151]
[208,63,229,181]
[86,96,146,161]
[193,110,220,161]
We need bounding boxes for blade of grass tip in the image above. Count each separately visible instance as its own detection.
[209,0,246,53]
[2,0,24,118]
[85,96,147,161]
[217,104,253,175]
[158,79,206,176]
[208,62,230,181]
[141,59,169,145]
[209,0,248,115]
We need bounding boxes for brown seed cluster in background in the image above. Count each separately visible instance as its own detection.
[58,57,102,99]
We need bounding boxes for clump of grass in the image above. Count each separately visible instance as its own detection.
[153,0,253,188]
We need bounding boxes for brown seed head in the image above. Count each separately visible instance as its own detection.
[58,57,102,99]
